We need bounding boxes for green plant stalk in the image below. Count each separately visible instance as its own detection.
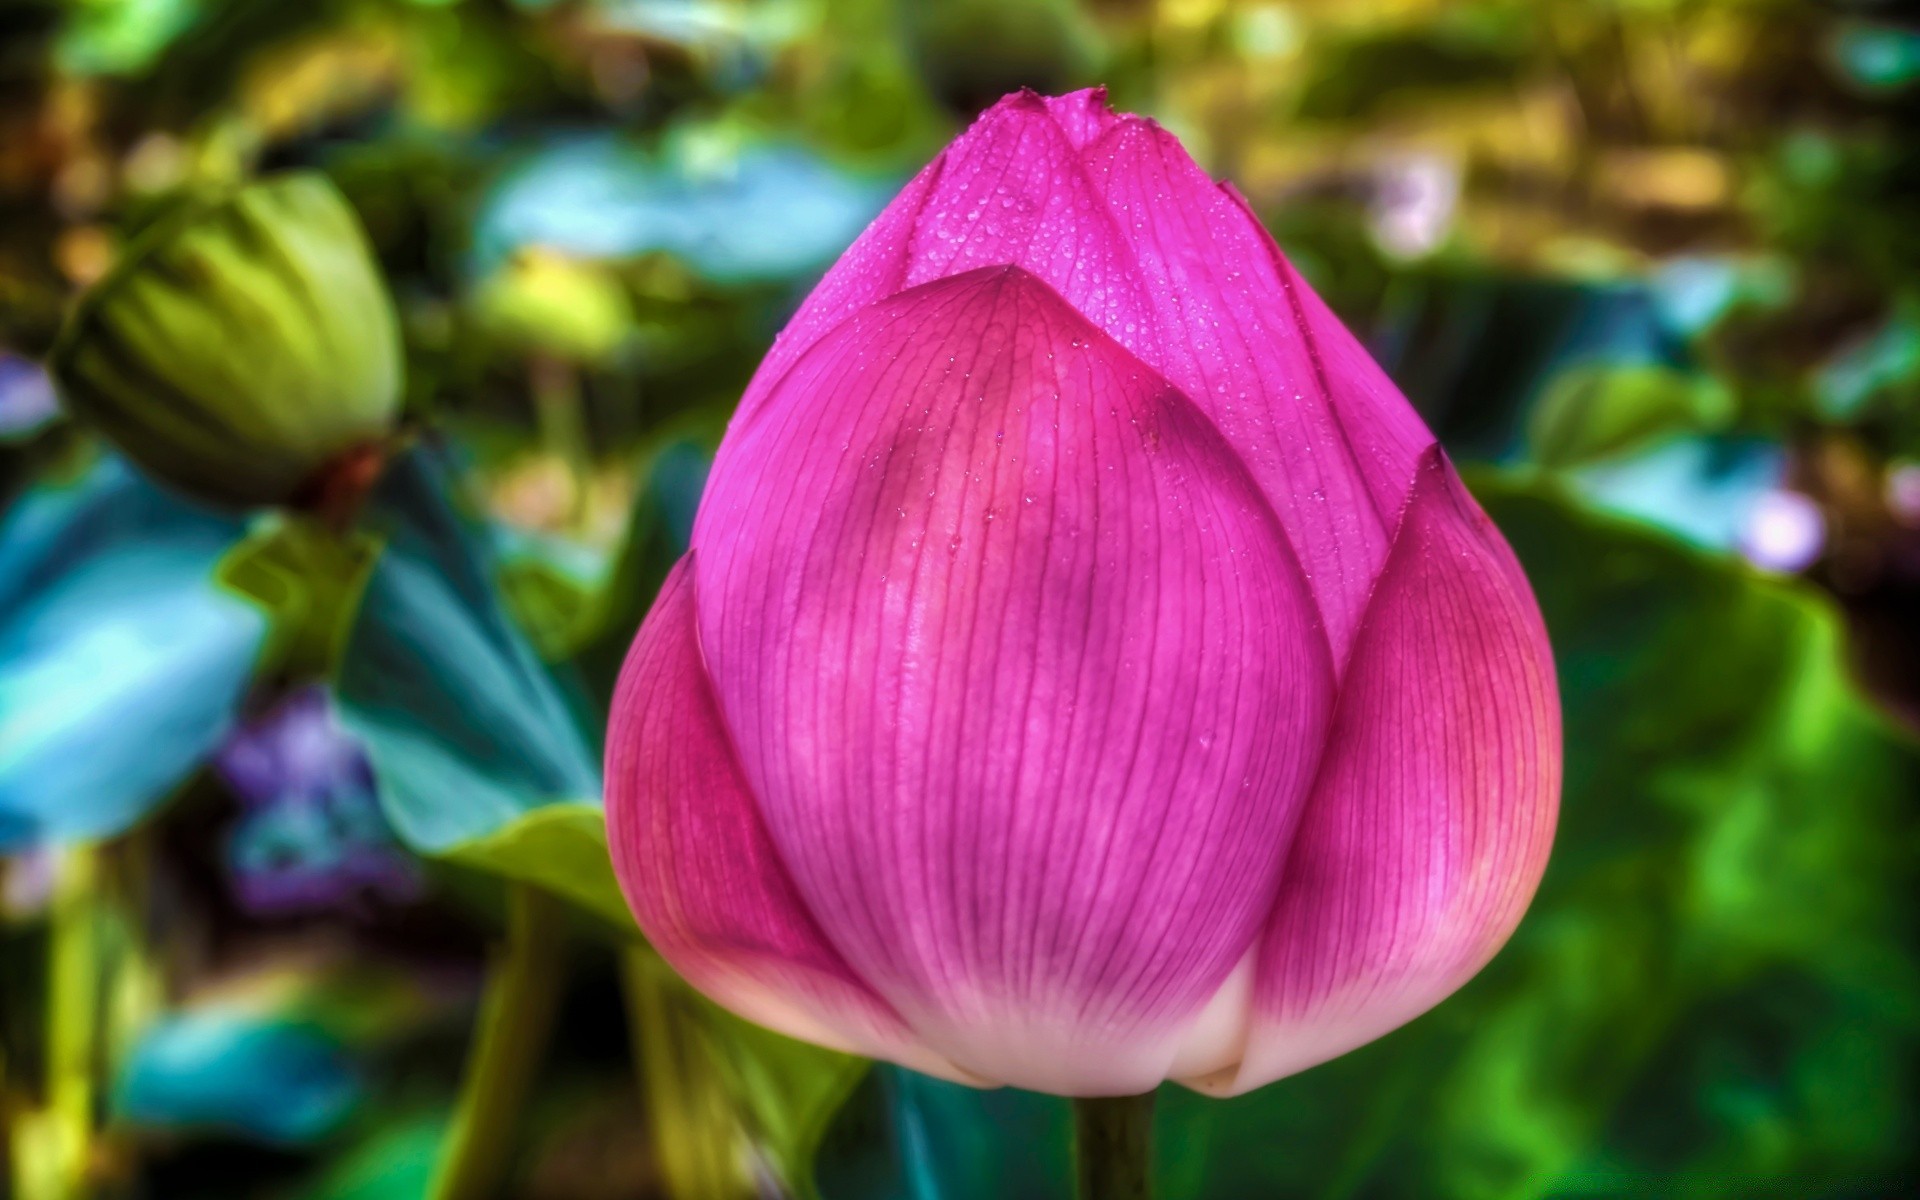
[529,353,591,529]
[1074,1092,1155,1200]
[101,834,164,1094]
[11,845,102,1200]
[428,884,567,1200]
[620,949,753,1200]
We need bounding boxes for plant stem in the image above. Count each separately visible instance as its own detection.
[620,949,752,1200]
[12,846,101,1200]
[1073,1092,1155,1200]
[530,354,591,528]
[428,884,567,1200]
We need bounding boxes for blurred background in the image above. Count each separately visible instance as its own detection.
[3,0,1919,1197]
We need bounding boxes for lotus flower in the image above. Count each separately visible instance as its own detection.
[606,89,1559,1097]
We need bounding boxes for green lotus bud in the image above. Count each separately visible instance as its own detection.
[50,172,402,509]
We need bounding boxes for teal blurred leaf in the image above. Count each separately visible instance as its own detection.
[1372,276,1675,461]
[335,447,602,856]
[1830,22,1920,93]
[113,1008,361,1144]
[818,474,1920,1200]
[1648,257,1793,340]
[0,457,264,850]
[472,134,895,285]
[815,1068,1069,1200]
[1563,436,1781,553]
[1816,303,1920,420]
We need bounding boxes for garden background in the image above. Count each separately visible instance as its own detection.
[3,1,1919,1197]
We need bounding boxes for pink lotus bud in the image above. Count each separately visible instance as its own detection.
[606,90,1559,1097]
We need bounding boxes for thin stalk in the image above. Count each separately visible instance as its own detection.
[1073,1092,1155,1200]
[530,354,591,528]
[428,884,567,1200]
[12,845,101,1200]
[620,949,752,1200]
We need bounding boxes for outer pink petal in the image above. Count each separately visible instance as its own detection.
[737,88,1433,666]
[734,157,951,424]
[605,557,978,1083]
[690,266,1331,1094]
[731,90,1153,432]
[1062,109,1435,665]
[1198,451,1560,1096]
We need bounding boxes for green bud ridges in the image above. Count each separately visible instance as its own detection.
[50,172,402,509]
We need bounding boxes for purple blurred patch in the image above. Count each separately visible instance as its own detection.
[213,687,419,915]
[0,353,61,437]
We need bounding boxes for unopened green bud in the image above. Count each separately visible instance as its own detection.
[50,172,402,509]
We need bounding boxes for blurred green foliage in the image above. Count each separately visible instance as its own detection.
[3,0,1919,1197]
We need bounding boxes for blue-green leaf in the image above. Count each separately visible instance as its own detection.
[0,457,264,850]
[335,447,601,855]
[114,1009,361,1145]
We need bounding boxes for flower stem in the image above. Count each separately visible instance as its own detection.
[1073,1092,1155,1200]
[12,846,101,1200]
[620,949,753,1199]
[428,884,566,1200]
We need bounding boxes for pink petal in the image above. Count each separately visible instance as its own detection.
[734,157,952,426]
[690,266,1332,1094]
[1195,451,1560,1095]
[1058,110,1436,665]
[605,557,979,1083]
[730,90,1152,432]
[1039,87,1124,149]
[734,89,1434,666]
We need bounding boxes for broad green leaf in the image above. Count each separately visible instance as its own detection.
[1527,363,1733,468]
[442,803,629,930]
[817,473,1920,1200]
[703,1002,868,1200]
[296,1113,446,1200]
[217,516,382,682]
[335,447,601,856]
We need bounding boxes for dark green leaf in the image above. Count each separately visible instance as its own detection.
[336,447,601,855]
